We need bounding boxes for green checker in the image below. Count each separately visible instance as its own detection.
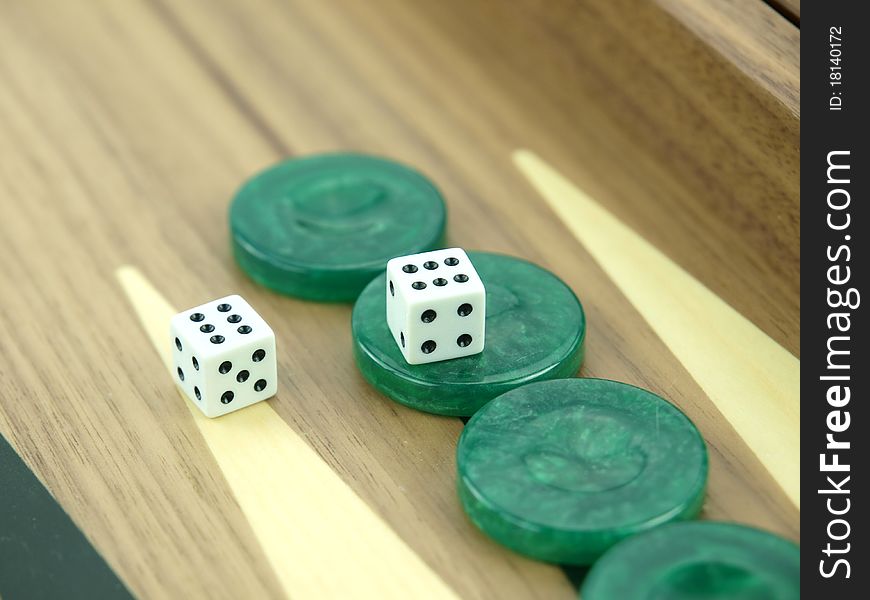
[581,521,800,599]
[352,252,585,416]
[230,153,446,302]
[456,378,707,565]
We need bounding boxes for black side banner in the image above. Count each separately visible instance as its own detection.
[804,2,868,596]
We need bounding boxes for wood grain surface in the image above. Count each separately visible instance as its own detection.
[0,1,799,598]
[767,0,800,24]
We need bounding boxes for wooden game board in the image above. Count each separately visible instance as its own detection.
[0,1,799,598]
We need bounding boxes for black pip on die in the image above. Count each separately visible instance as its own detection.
[171,295,277,417]
[386,248,485,365]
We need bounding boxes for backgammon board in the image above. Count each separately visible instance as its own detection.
[0,1,799,598]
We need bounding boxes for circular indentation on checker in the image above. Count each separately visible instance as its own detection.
[230,154,446,301]
[421,340,436,354]
[657,562,758,598]
[177,367,184,381]
[400,332,405,347]
[433,278,448,287]
[454,274,469,283]
[523,415,647,494]
[457,334,473,347]
[219,361,233,375]
[389,281,395,296]
[238,325,253,334]
[210,335,225,344]
[457,303,473,317]
[457,379,707,565]
[444,257,459,266]
[227,314,242,324]
[200,324,215,333]
[221,391,234,404]
[412,282,426,290]
[421,309,437,323]
[403,264,418,274]
[190,313,205,322]
[237,370,250,383]
[581,522,799,600]
[175,337,182,351]
[192,356,199,371]
[254,379,267,392]
[194,386,201,400]
[252,349,266,362]
[423,261,439,270]
[217,303,232,312]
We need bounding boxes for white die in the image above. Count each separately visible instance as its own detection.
[386,248,485,365]
[170,294,277,417]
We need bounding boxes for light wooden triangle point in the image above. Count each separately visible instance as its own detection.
[116,266,459,600]
[512,150,800,510]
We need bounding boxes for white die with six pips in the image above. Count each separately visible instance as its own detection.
[386,248,485,365]
[171,294,277,417]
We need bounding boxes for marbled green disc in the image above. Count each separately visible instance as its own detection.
[581,521,800,599]
[457,378,707,565]
[352,253,585,416]
[230,154,446,302]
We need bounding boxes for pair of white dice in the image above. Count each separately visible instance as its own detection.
[171,248,481,417]
[386,248,485,365]
[171,295,277,418]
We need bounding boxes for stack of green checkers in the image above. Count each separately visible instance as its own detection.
[229,153,799,597]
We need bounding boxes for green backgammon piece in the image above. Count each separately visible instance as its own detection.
[352,253,585,416]
[581,521,800,599]
[230,154,446,302]
[456,378,707,565]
